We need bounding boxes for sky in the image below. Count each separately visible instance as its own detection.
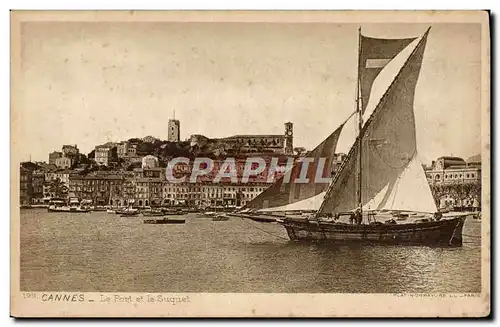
[16,22,482,165]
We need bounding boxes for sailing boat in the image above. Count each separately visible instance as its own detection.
[235,27,467,246]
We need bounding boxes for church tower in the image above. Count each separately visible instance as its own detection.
[168,110,180,142]
[284,122,293,155]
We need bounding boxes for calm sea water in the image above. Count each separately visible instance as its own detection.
[20,209,481,293]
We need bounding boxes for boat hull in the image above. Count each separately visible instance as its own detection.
[47,207,91,213]
[281,216,466,247]
[142,212,165,217]
[120,213,139,217]
[143,219,186,224]
[212,216,230,221]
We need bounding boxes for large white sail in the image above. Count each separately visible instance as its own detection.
[319,28,433,215]
[259,191,326,212]
[363,156,437,213]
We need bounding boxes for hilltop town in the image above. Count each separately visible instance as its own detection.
[19,118,481,212]
[20,120,316,209]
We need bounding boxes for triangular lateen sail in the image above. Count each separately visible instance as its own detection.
[359,34,417,115]
[242,123,345,211]
[376,156,437,213]
[259,191,327,212]
[319,28,431,215]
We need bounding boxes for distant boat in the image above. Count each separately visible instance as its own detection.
[47,205,91,213]
[47,198,91,213]
[143,217,186,224]
[142,209,165,217]
[238,27,466,247]
[197,211,216,218]
[161,207,187,216]
[212,213,230,221]
[118,207,139,217]
[120,211,139,217]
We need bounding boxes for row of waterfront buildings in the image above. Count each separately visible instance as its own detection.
[424,155,482,210]
[20,159,301,208]
[20,115,482,211]
[20,153,481,210]
[21,119,300,209]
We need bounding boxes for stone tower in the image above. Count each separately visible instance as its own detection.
[168,119,180,142]
[284,122,293,155]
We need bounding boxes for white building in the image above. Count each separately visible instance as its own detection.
[142,155,159,169]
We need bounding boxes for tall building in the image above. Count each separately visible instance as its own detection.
[31,171,45,204]
[168,119,180,142]
[48,151,62,165]
[62,144,79,157]
[20,166,32,205]
[116,141,129,158]
[284,122,294,155]
[95,144,116,166]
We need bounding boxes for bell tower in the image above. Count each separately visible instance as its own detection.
[284,122,293,155]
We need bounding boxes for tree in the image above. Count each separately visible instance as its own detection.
[126,162,142,171]
[48,178,68,198]
[430,181,482,210]
[88,150,95,160]
[128,138,142,143]
[470,182,481,208]
[79,153,89,165]
[430,184,447,207]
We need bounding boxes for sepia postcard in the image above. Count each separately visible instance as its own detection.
[10,10,490,318]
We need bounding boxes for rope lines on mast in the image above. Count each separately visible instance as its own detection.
[237,217,289,241]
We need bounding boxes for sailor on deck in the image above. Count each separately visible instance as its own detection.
[354,207,362,225]
[349,207,363,225]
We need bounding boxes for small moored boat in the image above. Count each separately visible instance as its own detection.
[212,213,230,221]
[118,207,139,217]
[143,217,186,224]
[142,209,165,217]
[48,205,91,213]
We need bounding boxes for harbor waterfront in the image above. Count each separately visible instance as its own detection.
[20,209,481,293]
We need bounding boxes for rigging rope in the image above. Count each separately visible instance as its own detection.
[237,217,289,241]
[462,234,481,239]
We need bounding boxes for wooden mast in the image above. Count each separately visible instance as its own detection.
[356,27,363,216]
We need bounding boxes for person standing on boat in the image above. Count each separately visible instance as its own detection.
[354,207,363,225]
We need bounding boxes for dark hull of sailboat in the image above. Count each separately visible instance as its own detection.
[280,216,466,247]
[248,216,276,223]
[143,218,186,224]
